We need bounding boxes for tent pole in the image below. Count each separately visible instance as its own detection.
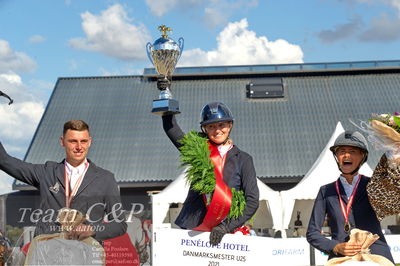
[309,245,316,266]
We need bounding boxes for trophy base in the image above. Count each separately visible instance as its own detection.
[152,99,180,115]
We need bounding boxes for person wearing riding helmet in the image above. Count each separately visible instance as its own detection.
[306,131,394,263]
[162,102,259,245]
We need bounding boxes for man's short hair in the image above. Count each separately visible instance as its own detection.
[63,120,90,135]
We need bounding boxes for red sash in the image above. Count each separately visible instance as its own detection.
[193,142,232,232]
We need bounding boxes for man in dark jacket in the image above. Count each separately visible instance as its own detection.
[0,120,127,242]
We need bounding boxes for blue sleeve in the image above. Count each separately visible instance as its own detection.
[225,155,259,232]
[306,187,339,255]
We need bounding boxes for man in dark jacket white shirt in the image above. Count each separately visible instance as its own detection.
[0,120,126,242]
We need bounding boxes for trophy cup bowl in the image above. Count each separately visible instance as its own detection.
[146,26,184,115]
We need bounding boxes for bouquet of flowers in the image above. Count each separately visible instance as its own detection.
[366,112,400,167]
[354,113,400,221]
[325,229,394,266]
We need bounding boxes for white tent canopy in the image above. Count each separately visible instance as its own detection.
[255,178,282,230]
[152,172,189,227]
[152,171,282,230]
[280,121,373,231]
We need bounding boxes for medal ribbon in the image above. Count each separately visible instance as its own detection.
[193,142,233,232]
[64,161,89,208]
[335,175,361,232]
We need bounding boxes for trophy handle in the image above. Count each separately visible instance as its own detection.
[146,42,154,65]
[0,90,13,105]
[177,37,184,61]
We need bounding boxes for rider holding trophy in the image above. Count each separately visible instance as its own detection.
[147,26,259,245]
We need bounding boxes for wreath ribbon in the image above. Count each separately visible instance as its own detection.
[193,142,232,232]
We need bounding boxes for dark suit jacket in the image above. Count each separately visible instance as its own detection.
[0,142,127,242]
[306,175,394,263]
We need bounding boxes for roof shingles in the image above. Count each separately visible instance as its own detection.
[16,70,400,187]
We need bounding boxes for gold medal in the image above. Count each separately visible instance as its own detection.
[344,222,351,233]
[335,178,361,235]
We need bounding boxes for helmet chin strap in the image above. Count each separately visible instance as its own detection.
[333,153,367,176]
[343,165,362,176]
[220,136,231,145]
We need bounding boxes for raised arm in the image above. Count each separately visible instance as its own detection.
[162,114,185,149]
[0,141,43,188]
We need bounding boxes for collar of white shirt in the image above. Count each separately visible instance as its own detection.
[217,143,233,157]
[339,174,360,199]
[65,159,88,189]
[65,159,88,175]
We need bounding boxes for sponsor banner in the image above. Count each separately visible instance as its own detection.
[386,235,400,263]
[153,228,311,266]
[315,248,329,265]
[153,228,400,266]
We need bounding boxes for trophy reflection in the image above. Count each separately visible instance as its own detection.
[146,25,184,115]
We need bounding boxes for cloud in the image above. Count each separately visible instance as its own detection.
[29,35,46,44]
[354,0,400,10]
[203,0,258,28]
[322,0,400,43]
[358,13,400,41]
[0,40,37,73]
[178,18,303,67]
[69,4,152,61]
[388,0,400,10]
[0,172,14,195]
[0,40,46,194]
[203,7,228,29]
[0,72,45,194]
[0,73,45,140]
[145,0,202,17]
[145,0,258,28]
[0,102,44,139]
[317,18,363,43]
[356,0,400,42]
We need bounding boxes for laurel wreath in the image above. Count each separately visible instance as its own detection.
[178,130,246,219]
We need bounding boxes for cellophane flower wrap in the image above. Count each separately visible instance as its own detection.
[360,112,400,168]
[325,229,394,266]
[354,113,400,221]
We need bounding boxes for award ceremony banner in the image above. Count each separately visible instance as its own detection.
[152,228,400,266]
[153,228,312,266]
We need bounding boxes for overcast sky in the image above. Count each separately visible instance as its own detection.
[1,0,400,194]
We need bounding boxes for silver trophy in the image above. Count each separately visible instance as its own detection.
[146,25,184,115]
